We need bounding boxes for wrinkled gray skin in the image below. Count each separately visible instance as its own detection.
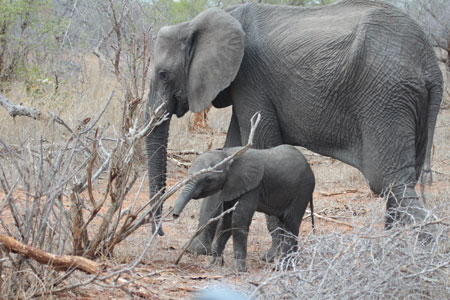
[146,0,443,252]
[172,145,315,272]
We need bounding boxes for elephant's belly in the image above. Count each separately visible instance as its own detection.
[274,97,360,168]
[256,197,290,218]
[279,121,360,168]
[256,204,285,218]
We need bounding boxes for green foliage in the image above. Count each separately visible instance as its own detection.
[0,0,65,87]
[150,0,336,26]
[151,0,211,25]
[222,0,336,7]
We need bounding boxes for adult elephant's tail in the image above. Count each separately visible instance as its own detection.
[419,77,443,189]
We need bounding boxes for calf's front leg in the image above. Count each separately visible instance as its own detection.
[211,207,232,266]
[231,192,258,272]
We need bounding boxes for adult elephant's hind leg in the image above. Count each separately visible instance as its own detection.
[362,134,431,230]
[385,180,431,229]
[262,215,284,262]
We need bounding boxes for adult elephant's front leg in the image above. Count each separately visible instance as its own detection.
[186,112,242,255]
[235,100,286,262]
[186,193,222,255]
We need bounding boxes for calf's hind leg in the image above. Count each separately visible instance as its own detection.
[280,192,312,256]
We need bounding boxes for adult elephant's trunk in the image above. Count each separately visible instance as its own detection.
[146,114,171,236]
[173,182,197,218]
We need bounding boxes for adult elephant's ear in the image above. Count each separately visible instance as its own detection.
[186,8,244,113]
[219,152,264,202]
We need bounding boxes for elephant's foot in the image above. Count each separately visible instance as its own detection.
[185,219,217,255]
[386,197,432,228]
[185,237,212,255]
[262,245,278,263]
[385,190,437,243]
[419,169,433,204]
[232,258,247,273]
[151,222,165,236]
[419,168,433,187]
[210,255,224,267]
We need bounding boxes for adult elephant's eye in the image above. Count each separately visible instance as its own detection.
[159,71,169,81]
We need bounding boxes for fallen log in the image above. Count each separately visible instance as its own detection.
[0,93,41,120]
[0,234,101,274]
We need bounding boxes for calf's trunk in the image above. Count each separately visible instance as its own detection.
[173,182,197,218]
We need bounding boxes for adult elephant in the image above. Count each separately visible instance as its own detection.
[145,0,443,254]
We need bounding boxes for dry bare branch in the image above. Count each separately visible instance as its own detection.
[246,215,450,300]
[303,209,354,229]
[0,234,102,274]
[0,93,41,120]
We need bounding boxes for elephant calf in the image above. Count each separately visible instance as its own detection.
[172,145,315,272]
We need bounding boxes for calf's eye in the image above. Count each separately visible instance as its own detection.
[159,71,169,81]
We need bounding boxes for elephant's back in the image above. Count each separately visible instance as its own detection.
[256,145,314,211]
[262,145,314,186]
[229,2,440,170]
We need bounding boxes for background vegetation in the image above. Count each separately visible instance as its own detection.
[0,0,448,298]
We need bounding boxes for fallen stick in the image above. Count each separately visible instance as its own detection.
[175,202,239,265]
[304,210,354,228]
[318,189,359,197]
[0,234,102,274]
[169,157,191,169]
[168,150,201,156]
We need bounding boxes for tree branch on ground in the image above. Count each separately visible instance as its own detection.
[0,234,102,274]
[0,93,41,120]
[303,209,354,229]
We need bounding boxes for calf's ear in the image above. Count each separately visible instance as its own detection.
[219,154,264,202]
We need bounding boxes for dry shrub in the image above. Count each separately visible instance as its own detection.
[0,92,170,297]
[243,204,450,300]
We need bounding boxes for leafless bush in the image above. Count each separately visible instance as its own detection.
[245,206,450,300]
[0,91,172,297]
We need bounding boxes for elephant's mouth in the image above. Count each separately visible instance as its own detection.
[173,94,189,118]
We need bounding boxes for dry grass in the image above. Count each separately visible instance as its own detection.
[0,54,123,144]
